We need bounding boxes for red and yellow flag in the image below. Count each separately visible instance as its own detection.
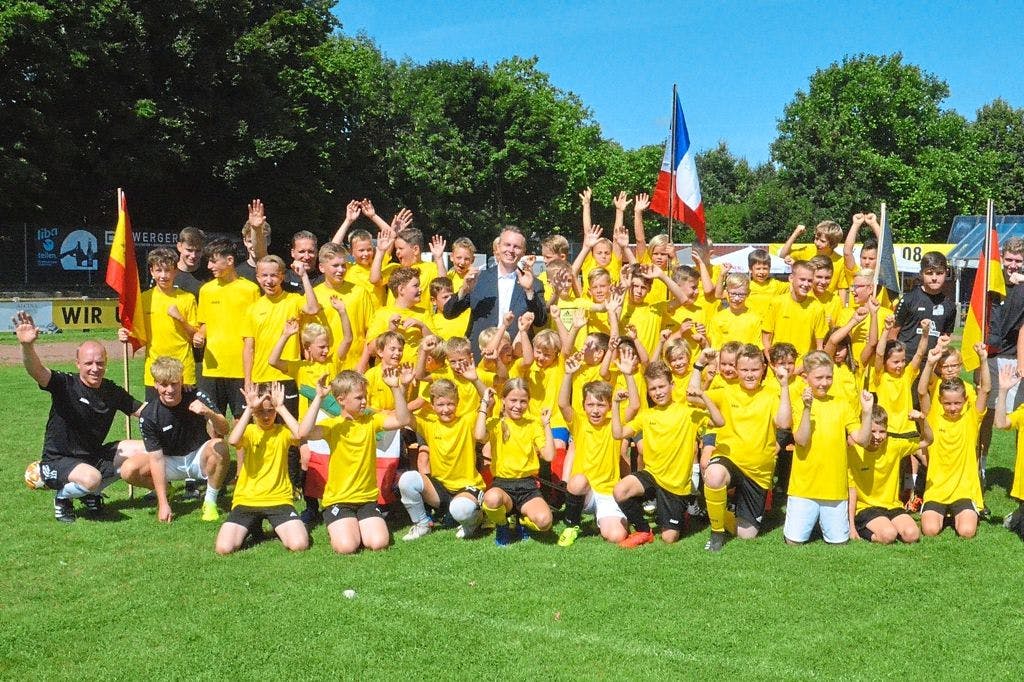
[962,227,1006,371]
[105,189,146,352]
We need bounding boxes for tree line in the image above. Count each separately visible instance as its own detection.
[2,1,1022,247]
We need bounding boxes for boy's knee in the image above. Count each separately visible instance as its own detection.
[365,535,390,551]
[449,496,479,523]
[398,470,423,495]
[531,510,553,531]
[566,474,589,495]
[214,538,238,556]
[660,530,680,544]
[874,526,898,545]
[482,488,503,507]
[331,538,359,555]
[602,523,627,543]
[283,536,310,552]
[900,525,921,543]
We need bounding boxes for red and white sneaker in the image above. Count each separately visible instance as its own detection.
[618,530,655,549]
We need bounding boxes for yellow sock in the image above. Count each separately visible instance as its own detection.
[724,510,737,535]
[705,484,728,533]
[482,503,507,527]
[521,515,541,532]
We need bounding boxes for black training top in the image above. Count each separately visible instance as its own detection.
[893,286,956,351]
[140,388,219,458]
[41,371,141,461]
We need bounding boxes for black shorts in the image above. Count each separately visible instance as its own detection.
[853,507,908,538]
[707,455,768,528]
[634,470,689,531]
[40,446,121,490]
[322,501,382,526]
[426,475,482,515]
[197,376,246,419]
[922,499,977,517]
[226,504,301,532]
[492,476,542,514]
[775,428,795,450]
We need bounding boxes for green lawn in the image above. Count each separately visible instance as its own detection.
[2,359,1023,680]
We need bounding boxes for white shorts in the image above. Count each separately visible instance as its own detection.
[306,438,331,456]
[783,495,849,544]
[162,443,210,481]
[376,429,401,459]
[584,491,626,521]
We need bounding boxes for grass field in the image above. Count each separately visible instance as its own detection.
[2,357,1024,680]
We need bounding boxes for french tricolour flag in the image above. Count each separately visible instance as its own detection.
[650,90,706,244]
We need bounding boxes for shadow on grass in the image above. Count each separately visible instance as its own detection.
[986,466,1014,492]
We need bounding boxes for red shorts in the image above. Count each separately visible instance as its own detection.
[376,457,400,505]
[305,452,330,499]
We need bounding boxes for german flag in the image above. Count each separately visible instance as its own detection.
[105,189,146,352]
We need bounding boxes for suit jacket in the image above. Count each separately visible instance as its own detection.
[443,264,548,359]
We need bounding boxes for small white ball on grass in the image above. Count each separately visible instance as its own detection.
[343,589,356,599]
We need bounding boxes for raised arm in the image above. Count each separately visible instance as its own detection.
[331,200,363,245]
[995,363,1020,429]
[558,354,582,425]
[632,193,650,259]
[246,199,269,261]
[330,297,353,360]
[13,311,50,387]
[908,319,932,372]
[849,390,874,447]
[975,343,991,413]
[774,366,793,429]
[474,389,494,443]
[793,387,814,447]
[369,225,395,286]
[843,213,866,273]
[778,223,806,260]
[380,364,414,430]
[429,235,448,277]
[268,318,299,373]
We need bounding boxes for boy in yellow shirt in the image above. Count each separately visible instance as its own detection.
[779,220,847,296]
[762,260,828,358]
[784,351,872,545]
[314,242,374,369]
[215,383,309,554]
[708,272,763,349]
[366,266,435,364]
[703,344,793,552]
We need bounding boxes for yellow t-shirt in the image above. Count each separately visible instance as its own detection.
[870,371,917,436]
[279,358,341,419]
[511,361,567,430]
[141,287,198,386]
[814,290,844,329]
[198,276,261,379]
[1006,406,1024,501]
[487,415,546,479]
[848,437,919,513]
[713,385,782,489]
[313,280,374,369]
[444,270,473,338]
[924,405,985,508]
[365,364,397,411]
[764,292,827,357]
[708,307,763,349]
[382,261,440,309]
[835,305,893,368]
[747,278,788,326]
[367,304,434,364]
[413,410,484,490]
[926,380,977,422]
[320,411,386,505]
[790,394,861,501]
[568,417,620,495]
[243,291,306,383]
[581,252,622,286]
[621,299,670,358]
[627,402,707,495]
[344,262,385,311]
[233,423,295,508]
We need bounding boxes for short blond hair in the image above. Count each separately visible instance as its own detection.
[150,356,184,384]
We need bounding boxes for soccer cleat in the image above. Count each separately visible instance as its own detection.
[905,495,923,513]
[494,525,514,546]
[54,496,75,523]
[643,499,657,514]
[299,506,318,527]
[687,498,708,520]
[705,531,726,552]
[81,493,104,513]
[201,501,220,522]
[456,521,479,540]
[516,521,531,542]
[618,530,654,548]
[402,521,432,541]
[557,525,580,547]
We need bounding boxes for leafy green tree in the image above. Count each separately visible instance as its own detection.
[771,53,995,241]
[974,98,1024,215]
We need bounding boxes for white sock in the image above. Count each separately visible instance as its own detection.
[398,471,429,525]
[692,463,701,492]
[204,485,219,505]
[450,496,481,530]
[59,482,91,499]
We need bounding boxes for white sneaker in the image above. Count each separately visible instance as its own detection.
[456,523,478,540]
[402,522,432,541]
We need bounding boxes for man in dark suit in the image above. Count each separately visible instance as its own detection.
[443,226,547,359]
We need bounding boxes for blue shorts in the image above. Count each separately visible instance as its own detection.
[783,495,849,544]
[551,427,570,444]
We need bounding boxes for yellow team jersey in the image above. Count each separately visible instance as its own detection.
[243,291,306,383]
[830,363,860,412]
[621,299,670,359]
[367,304,434,364]
[445,270,474,336]
[511,360,567,430]
[670,300,709,357]
[714,386,782,489]
[789,246,847,292]
[627,402,708,495]
[848,437,919,513]
[320,411,386,505]
[764,293,827,357]
[570,363,606,417]
[233,423,295,508]
[924,405,985,508]
[381,261,440,309]
[1006,407,1024,501]
[790,395,861,501]
[313,280,374,369]
[835,305,893,368]
[487,415,546,479]
[279,358,340,419]
[141,287,198,386]
[567,417,620,495]
[870,371,917,436]
[581,252,621,286]
[747,278,788,325]
[344,262,385,310]
[413,411,484,490]
[814,290,844,328]
[365,364,397,411]
[198,276,261,379]
[708,307,763,349]
[927,380,977,422]
[431,305,470,340]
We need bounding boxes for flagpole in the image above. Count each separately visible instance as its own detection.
[873,202,886,297]
[117,188,135,499]
[982,198,994,339]
[668,84,677,246]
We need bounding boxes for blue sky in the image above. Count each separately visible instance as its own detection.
[335,1,1024,165]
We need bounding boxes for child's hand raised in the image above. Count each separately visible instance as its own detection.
[430,234,446,260]
[859,390,874,412]
[634,193,650,212]
[270,382,286,408]
[801,387,813,407]
[240,383,263,411]
[579,187,592,205]
[315,374,332,398]
[564,352,583,375]
[926,346,944,365]
[975,342,988,362]
[398,363,416,387]
[518,311,535,332]
[613,390,629,404]
[283,318,300,336]
[612,191,631,212]
[616,345,638,375]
